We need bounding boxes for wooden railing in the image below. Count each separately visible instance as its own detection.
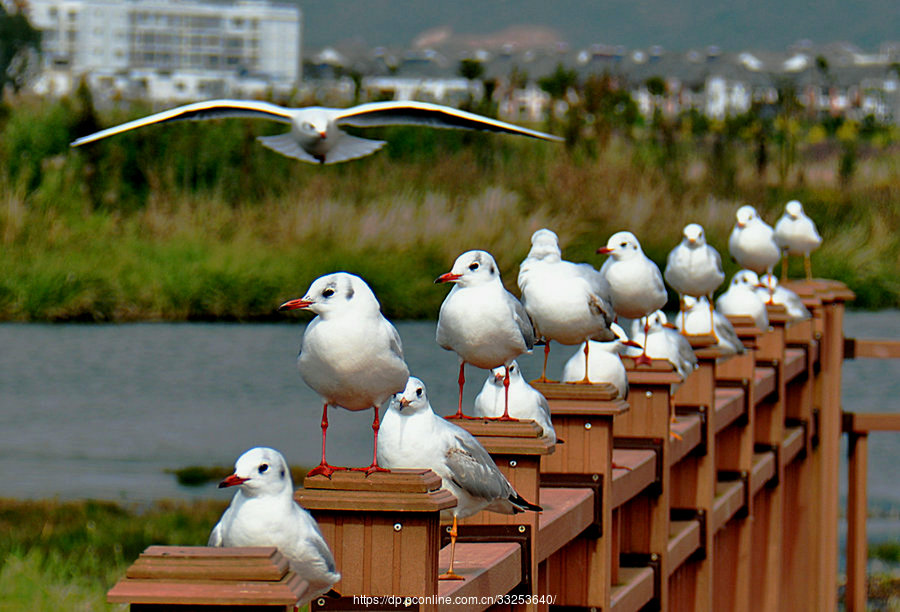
[109,279,881,611]
[841,338,900,612]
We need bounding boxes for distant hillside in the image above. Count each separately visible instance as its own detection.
[296,0,899,52]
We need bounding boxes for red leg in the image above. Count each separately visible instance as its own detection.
[438,515,464,580]
[355,406,389,475]
[707,295,719,343]
[447,362,476,419]
[575,341,592,384]
[497,365,518,421]
[634,318,652,366]
[538,342,552,383]
[307,403,347,478]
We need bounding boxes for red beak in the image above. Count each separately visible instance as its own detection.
[218,474,249,488]
[596,246,613,254]
[663,322,678,330]
[279,298,313,311]
[399,397,410,409]
[318,131,327,139]
[622,340,643,348]
[434,272,462,284]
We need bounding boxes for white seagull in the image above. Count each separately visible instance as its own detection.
[378,377,541,580]
[279,272,409,476]
[70,99,563,164]
[560,322,639,398]
[517,228,614,383]
[758,273,811,320]
[675,296,745,356]
[715,270,770,330]
[631,311,698,382]
[774,200,822,281]
[210,447,340,604]
[473,361,556,444]
[664,223,725,339]
[597,231,668,366]
[435,250,535,420]
[728,205,781,302]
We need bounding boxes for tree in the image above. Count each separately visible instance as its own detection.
[0,4,41,94]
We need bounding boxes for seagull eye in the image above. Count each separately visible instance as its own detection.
[322,288,334,298]
[258,463,269,473]
[416,387,423,397]
[620,242,628,248]
[468,262,479,271]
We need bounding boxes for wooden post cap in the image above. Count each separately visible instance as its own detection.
[622,358,683,385]
[448,419,556,455]
[297,469,457,513]
[531,380,619,401]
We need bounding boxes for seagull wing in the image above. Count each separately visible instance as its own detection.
[445,434,511,503]
[509,292,536,351]
[334,101,563,142]
[71,99,295,147]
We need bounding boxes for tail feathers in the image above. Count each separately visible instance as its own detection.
[324,133,387,164]
[510,493,542,513]
[257,133,320,163]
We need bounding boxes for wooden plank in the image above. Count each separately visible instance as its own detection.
[753,366,777,403]
[107,573,309,605]
[750,452,776,497]
[784,348,807,384]
[782,426,805,467]
[140,546,280,559]
[610,566,655,612]
[714,388,745,434]
[303,469,443,493]
[668,414,703,466]
[611,449,657,508]
[297,487,457,513]
[845,338,900,359]
[127,559,287,582]
[842,412,900,433]
[532,380,620,401]
[668,520,701,575]
[536,487,594,562]
[437,542,521,606]
[444,419,544,438]
[845,434,868,612]
[712,480,745,533]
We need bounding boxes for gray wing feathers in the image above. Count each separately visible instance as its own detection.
[446,435,512,502]
[257,133,319,163]
[510,294,536,350]
[324,133,387,164]
[208,521,224,547]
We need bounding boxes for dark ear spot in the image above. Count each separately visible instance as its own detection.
[280,468,286,478]
[346,285,354,300]
[489,264,495,274]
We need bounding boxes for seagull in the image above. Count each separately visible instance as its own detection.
[715,270,770,330]
[279,272,409,476]
[631,311,698,382]
[597,231,667,366]
[774,200,822,281]
[728,205,781,302]
[560,323,639,398]
[210,447,340,604]
[70,99,563,164]
[378,377,541,580]
[675,296,745,355]
[517,228,614,383]
[435,250,535,420]
[664,223,725,340]
[758,273,811,320]
[473,361,556,444]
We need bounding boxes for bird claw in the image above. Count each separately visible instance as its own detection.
[490,415,520,422]
[633,353,653,367]
[350,464,390,476]
[445,412,479,420]
[438,571,466,581]
[307,463,347,479]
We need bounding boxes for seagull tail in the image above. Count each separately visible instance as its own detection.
[256,133,320,163]
[510,493,542,513]
[323,134,387,164]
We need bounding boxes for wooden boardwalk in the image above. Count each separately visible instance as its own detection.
[108,279,900,611]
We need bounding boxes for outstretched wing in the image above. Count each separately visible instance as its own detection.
[334,101,563,142]
[71,99,295,147]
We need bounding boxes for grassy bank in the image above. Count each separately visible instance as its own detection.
[1,95,898,321]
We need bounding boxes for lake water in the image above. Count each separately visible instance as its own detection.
[1,312,898,534]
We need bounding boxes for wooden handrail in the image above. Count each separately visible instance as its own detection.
[842,412,900,612]
[843,338,900,360]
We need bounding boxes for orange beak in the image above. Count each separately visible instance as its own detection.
[218,474,249,488]
[435,272,462,284]
[279,298,313,311]
[597,246,613,254]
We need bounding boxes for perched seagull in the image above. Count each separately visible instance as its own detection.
[210,447,340,604]
[774,200,822,281]
[378,377,541,580]
[675,296,745,356]
[279,272,409,476]
[664,223,725,339]
[473,361,556,444]
[631,311,698,382]
[70,99,563,164]
[597,231,668,366]
[716,270,770,330]
[758,273,811,320]
[435,250,535,420]
[560,323,639,399]
[728,205,781,302]
[518,228,614,383]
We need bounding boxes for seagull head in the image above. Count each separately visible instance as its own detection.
[488,361,524,387]
[390,376,431,415]
[785,200,804,219]
[435,250,501,287]
[732,269,762,288]
[759,273,779,290]
[734,205,758,229]
[218,447,292,498]
[597,231,642,260]
[298,112,330,140]
[645,310,676,330]
[526,228,562,262]
[682,223,706,247]
[279,272,379,318]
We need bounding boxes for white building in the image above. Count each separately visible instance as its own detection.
[25,0,301,101]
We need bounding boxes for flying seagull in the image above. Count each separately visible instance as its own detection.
[70,99,564,164]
